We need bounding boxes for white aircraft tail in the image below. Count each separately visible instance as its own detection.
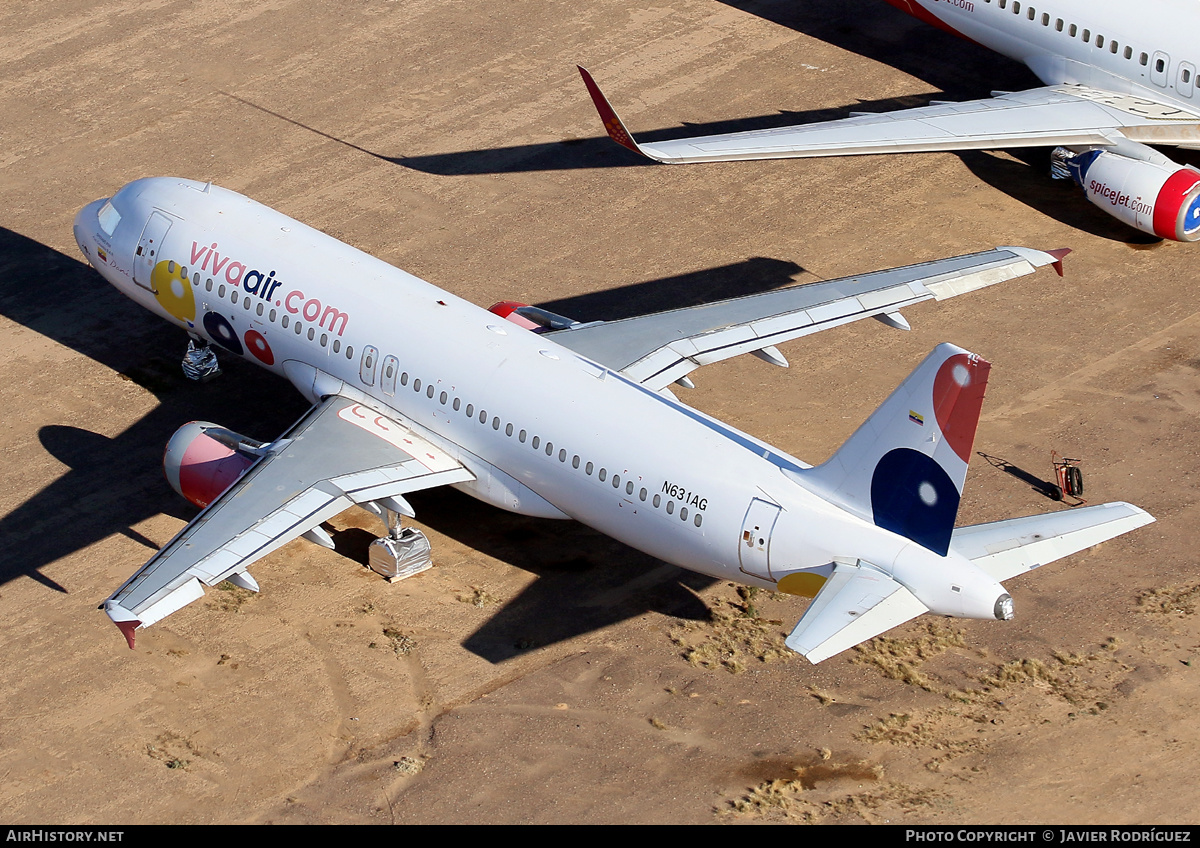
[798,343,988,556]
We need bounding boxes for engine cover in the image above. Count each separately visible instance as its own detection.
[163,421,259,508]
[1070,150,1200,242]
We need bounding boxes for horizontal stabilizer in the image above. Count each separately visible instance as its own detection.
[785,560,929,664]
[951,501,1154,583]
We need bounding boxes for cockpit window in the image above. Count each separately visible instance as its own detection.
[97,200,121,236]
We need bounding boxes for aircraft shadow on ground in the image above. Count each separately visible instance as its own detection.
[536,256,804,322]
[365,486,718,663]
[0,226,763,656]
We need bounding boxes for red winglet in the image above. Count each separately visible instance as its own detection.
[1046,247,1071,277]
[114,618,140,650]
[577,66,643,156]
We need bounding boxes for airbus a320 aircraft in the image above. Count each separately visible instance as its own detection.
[580,0,1200,241]
[74,178,1151,663]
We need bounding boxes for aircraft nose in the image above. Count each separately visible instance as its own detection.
[73,198,106,265]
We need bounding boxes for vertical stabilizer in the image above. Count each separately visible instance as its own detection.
[799,343,989,555]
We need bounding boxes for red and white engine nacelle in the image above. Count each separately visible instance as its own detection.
[1071,149,1200,242]
[163,421,264,508]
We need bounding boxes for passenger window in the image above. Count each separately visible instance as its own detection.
[231,291,239,304]
[1055,18,1063,31]
[653,494,661,508]
[585,461,593,475]
[427,385,435,399]
[413,378,422,392]
[281,314,289,328]
[545,441,553,455]
[1069,23,1077,36]
[532,436,540,449]
[520,429,527,443]
[598,468,606,482]
[479,410,487,424]
[694,514,703,527]
[612,474,620,488]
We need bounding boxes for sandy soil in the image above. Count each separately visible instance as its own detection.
[1,0,1198,825]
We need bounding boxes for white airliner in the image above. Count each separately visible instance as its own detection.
[580,0,1200,241]
[73,177,1151,662]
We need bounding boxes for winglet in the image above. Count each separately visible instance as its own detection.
[1046,247,1070,277]
[577,66,650,158]
[103,600,141,649]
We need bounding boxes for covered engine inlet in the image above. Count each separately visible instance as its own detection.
[163,421,264,508]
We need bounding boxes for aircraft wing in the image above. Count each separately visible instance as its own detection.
[547,246,1066,392]
[951,501,1154,583]
[784,559,929,664]
[103,396,474,646]
[580,68,1200,162]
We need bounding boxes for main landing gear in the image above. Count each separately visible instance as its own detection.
[366,504,434,582]
[182,336,221,381]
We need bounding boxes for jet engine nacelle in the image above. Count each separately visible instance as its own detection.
[163,421,263,508]
[1070,150,1200,242]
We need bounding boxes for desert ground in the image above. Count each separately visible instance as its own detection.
[1,0,1198,825]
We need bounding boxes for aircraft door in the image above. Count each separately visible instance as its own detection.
[739,498,782,580]
[1151,52,1170,88]
[1179,62,1196,98]
[133,211,172,291]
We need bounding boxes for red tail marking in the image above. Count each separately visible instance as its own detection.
[932,352,991,463]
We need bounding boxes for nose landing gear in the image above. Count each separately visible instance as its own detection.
[182,337,221,381]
